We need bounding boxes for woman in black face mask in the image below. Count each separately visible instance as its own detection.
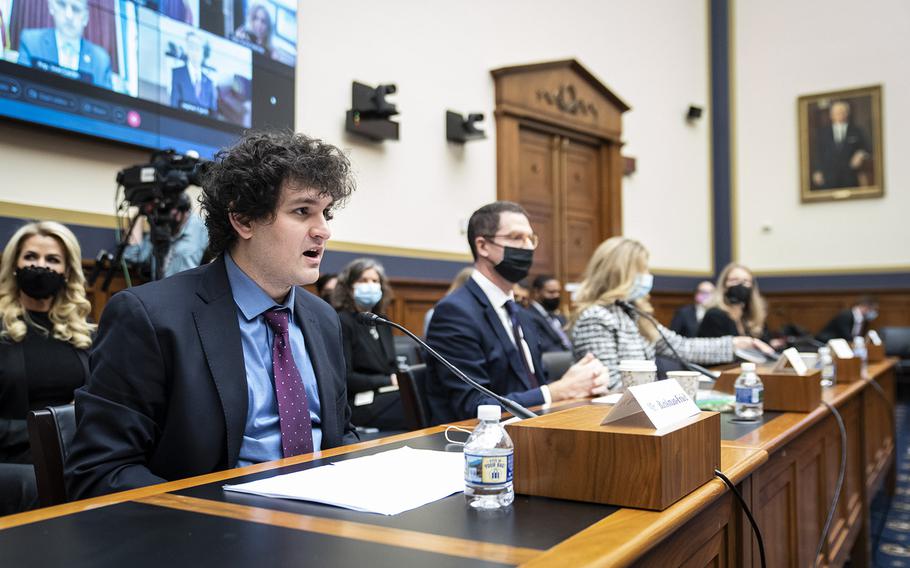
[0,221,95,514]
[697,263,774,346]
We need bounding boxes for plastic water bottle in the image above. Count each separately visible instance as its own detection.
[818,346,836,387]
[853,336,868,376]
[463,405,514,509]
[734,362,764,420]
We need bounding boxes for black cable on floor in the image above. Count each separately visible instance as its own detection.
[816,401,848,567]
[714,468,766,568]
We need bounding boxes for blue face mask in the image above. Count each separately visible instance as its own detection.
[627,273,654,302]
[353,282,382,309]
[865,309,878,322]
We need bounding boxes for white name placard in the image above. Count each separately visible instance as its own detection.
[868,330,882,346]
[772,347,809,376]
[828,338,854,360]
[601,380,700,430]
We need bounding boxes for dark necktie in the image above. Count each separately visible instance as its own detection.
[263,309,314,457]
[548,315,573,350]
[504,300,540,388]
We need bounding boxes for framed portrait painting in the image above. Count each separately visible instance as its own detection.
[798,85,883,203]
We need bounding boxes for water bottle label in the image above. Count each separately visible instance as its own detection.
[464,452,513,485]
[735,386,763,404]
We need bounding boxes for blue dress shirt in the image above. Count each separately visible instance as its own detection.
[224,253,323,466]
[124,212,209,278]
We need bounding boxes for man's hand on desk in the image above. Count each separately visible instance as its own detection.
[547,352,609,401]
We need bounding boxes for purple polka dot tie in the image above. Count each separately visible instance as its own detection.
[263,309,314,457]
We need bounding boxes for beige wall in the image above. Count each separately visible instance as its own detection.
[1,1,713,274]
[732,0,910,274]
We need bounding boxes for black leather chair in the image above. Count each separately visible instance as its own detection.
[398,363,431,430]
[26,404,76,507]
[882,326,910,378]
[393,335,423,367]
[541,350,575,381]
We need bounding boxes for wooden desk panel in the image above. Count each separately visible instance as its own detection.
[0,362,896,568]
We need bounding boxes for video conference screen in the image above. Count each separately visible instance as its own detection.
[0,0,296,158]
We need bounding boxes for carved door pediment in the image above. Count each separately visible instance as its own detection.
[492,59,630,142]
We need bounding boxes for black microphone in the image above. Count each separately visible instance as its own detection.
[354,312,538,420]
[614,300,718,380]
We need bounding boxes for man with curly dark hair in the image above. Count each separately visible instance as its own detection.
[66,131,360,499]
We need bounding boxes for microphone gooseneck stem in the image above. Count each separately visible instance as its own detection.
[617,300,718,381]
[364,314,539,420]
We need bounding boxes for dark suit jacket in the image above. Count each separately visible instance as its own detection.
[669,304,700,338]
[18,28,112,89]
[0,337,88,463]
[425,278,548,423]
[170,64,217,113]
[813,123,868,189]
[526,303,571,353]
[65,256,357,500]
[817,309,863,343]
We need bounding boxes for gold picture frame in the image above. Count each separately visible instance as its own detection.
[798,85,883,203]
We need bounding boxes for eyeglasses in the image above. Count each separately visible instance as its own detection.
[483,232,539,250]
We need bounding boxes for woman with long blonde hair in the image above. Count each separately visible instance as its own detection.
[0,221,95,514]
[697,263,770,340]
[570,237,772,391]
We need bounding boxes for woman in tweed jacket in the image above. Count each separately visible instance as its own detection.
[570,237,773,391]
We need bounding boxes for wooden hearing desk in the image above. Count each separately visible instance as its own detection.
[0,360,895,567]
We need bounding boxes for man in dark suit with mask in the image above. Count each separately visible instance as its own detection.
[527,274,573,353]
[425,201,607,423]
[66,132,359,499]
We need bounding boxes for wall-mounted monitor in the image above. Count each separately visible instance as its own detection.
[0,0,296,158]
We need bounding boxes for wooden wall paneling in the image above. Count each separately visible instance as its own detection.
[763,290,910,336]
[635,493,737,567]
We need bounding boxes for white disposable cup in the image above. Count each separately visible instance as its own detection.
[666,371,701,401]
[619,360,657,390]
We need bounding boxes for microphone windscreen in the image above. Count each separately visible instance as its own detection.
[354,312,377,325]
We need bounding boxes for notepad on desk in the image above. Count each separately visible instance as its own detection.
[223,446,464,515]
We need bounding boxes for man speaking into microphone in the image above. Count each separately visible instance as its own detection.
[425,201,607,423]
[66,132,359,499]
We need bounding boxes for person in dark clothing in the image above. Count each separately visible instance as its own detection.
[669,280,714,338]
[811,100,870,190]
[817,297,878,343]
[697,263,778,350]
[332,258,404,431]
[0,221,94,514]
[528,274,572,353]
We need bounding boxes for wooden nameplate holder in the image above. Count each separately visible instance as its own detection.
[834,356,862,382]
[504,405,720,511]
[714,367,822,412]
[866,334,886,362]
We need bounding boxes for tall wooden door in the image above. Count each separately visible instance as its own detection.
[492,59,628,285]
[514,127,604,283]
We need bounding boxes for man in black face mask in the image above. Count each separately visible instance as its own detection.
[425,201,606,423]
[527,274,573,353]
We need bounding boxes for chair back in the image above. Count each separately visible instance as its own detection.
[541,350,575,381]
[398,363,430,430]
[27,404,76,507]
[882,327,910,358]
[393,335,423,366]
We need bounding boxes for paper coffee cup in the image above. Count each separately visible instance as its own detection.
[666,371,701,401]
[618,360,657,390]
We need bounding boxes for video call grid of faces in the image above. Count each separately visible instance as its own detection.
[0,0,296,129]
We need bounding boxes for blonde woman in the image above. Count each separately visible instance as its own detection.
[697,263,770,340]
[570,237,772,391]
[0,221,94,514]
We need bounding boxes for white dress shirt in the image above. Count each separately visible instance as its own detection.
[834,123,847,144]
[471,271,551,404]
[55,31,81,70]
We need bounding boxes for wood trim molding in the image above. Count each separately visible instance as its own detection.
[139,494,543,565]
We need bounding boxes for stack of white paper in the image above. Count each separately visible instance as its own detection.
[223,446,464,515]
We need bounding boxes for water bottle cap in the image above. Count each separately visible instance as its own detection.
[477,405,501,421]
[740,362,756,372]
